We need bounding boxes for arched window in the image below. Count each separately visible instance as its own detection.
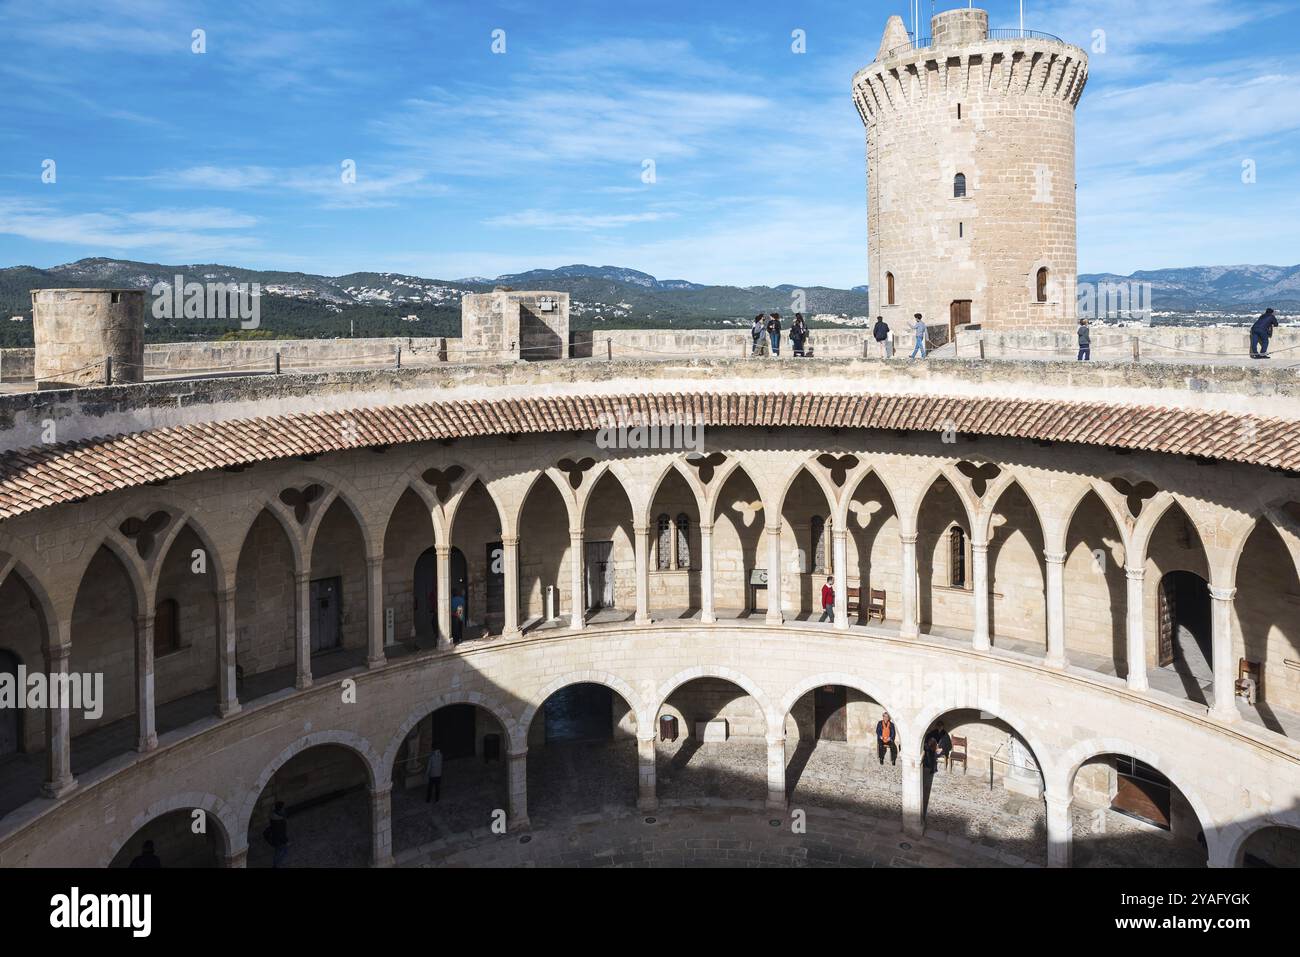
[675,514,692,570]
[1036,267,1049,303]
[886,272,896,306]
[155,598,180,655]
[954,173,966,198]
[948,527,967,589]
[656,514,671,570]
[811,516,828,575]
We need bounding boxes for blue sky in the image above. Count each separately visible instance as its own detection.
[1,0,1297,287]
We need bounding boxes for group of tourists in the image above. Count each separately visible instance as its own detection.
[1076,307,1281,362]
[749,312,813,357]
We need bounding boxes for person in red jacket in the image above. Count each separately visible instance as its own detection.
[819,577,834,623]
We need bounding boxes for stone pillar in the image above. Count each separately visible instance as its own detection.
[765,733,787,810]
[900,532,919,637]
[42,641,77,798]
[1044,550,1067,668]
[435,544,451,649]
[1125,565,1148,692]
[1210,585,1238,722]
[501,536,521,637]
[901,749,924,838]
[569,528,586,630]
[1045,792,1073,868]
[637,733,658,811]
[765,523,783,624]
[134,613,157,752]
[833,526,849,630]
[295,571,313,689]
[699,521,716,623]
[507,748,530,830]
[365,555,385,669]
[633,524,650,624]
[971,540,990,650]
[223,847,249,868]
[216,588,240,717]
[369,785,394,867]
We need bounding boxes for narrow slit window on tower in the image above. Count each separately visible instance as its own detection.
[959,222,964,238]
[886,272,896,306]
[1036,266,1049,303]
[957,103,962,120]
[954,173,967,198]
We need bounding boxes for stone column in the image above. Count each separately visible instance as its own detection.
[435,544,451,649]
[295,571,313,689]
[42,641,77,798]
[223,847,249,868]
[1044,550,1067,668]
[833,526,849,630]
[901,749,924,838]
[369,784,394,867]
[365,555,385,669]
[1125,565,1148,692]
[507,748,530,830]
[765,733,787,810]
[569,529,586,630]
[1210,585,1238,722]
[216,588,240,717]
[699,521,716,623]
[1045,792,1073,868]
[637,733,658,811]
[134,613,157,752]
[900,532,919,637]
[633,524,650,624]
[971,540,990,650]
[502,537,521,637]
[765,523,783,624]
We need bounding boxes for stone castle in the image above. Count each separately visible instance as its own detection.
[0,8,1295,872]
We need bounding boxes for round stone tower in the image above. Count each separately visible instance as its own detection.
[31,288,146,389]
[852,7,1088,337]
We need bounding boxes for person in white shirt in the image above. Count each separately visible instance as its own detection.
[425,747,443,803]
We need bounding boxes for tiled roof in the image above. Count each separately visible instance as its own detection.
[0,391,1293,520]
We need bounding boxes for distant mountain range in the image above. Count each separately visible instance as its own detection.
[0,259,1294,345]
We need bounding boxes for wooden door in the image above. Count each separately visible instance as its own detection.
[310,576,341,652]
[814,685,848,742]
[1111,756,1171,829]
[585,541,614,610]
[949,299,972,340]
[1157,577,1175,667]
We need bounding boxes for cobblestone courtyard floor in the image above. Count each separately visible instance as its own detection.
[246,738,1206,868]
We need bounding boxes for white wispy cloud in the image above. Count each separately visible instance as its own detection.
[0,198,262,257]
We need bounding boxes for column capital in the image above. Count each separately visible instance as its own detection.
[899,532,918,545]
[1043,550,1067,565]
[1043,791,1073,811]
[507,747,528,761]
[569,528,585,541]
[435,543,451,557]
[970,540,989,554]
[632,524,649,537]
[365,552,383,568]
[134,613,156,629]
[295,570,312,586]
[45,643,72,663]
[1125,565,1145,581]
[369,783,393,800]
[765,522,782,535]
[216,587,236,605]
[636,731,658,745]
[698,520,714,534]
[831,525,848,540]
[764,733,786,748]
[1209,585,1236,602]
[500,535,519,548]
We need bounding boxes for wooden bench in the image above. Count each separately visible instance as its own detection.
[947,734,968,773]
[1235,657,1261,704]
[846,586,861,619]
[866,588,886,623]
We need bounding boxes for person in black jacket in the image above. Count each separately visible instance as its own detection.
[790,313,809,357]
[750,315,765,356]
[766,313,782,357]
[265,801,290,868]
[872,316,891,357]
[924,722,952,765]
[875,711,899,765]
[1251,308,1278,358]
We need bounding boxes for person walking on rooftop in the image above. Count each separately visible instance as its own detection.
[1251,307,1278,359]
[790,313,809,357]
[872,316,891,358]
[750,315,765,356]
[909,313,927,359]
[1077,318,1091,361]
[767,313,782,357]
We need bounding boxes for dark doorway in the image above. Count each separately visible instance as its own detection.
[413,547,437,643]
[432,704,477,760]
[813,685,847,742]
[543,684,614,743]
[1111,756,1172,829]
[0,649,20,756]
[585,540,614,610]
[949,299,972,340]
[1158,571,1211,677]
[310,577,342,652]
[450,545,468,621]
